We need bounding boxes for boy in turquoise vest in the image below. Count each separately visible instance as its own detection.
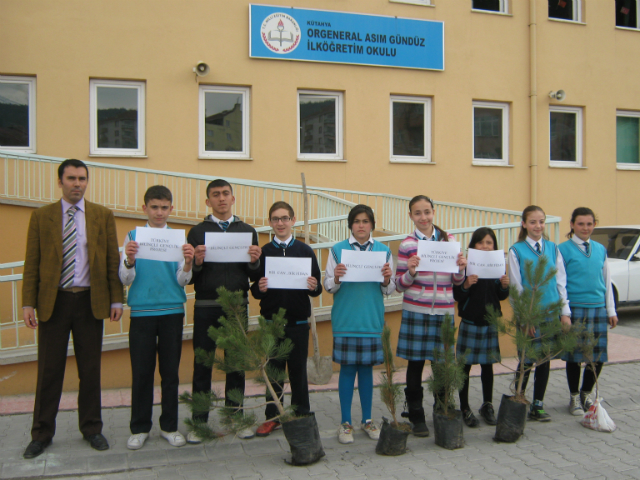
[119,185,194,450]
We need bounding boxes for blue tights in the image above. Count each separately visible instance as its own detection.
[338,364,373,425]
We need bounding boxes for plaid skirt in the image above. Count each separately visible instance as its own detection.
[396,311,453,362]
[332,336,383,366]
[561,307,609,363]
[456,320,501,365]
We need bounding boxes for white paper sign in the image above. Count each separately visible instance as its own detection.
[416,240,461,273]
[135,227,185,262]
[340,250,386,283]
[466,248,506,279]
[265,257,312,290]
[204,232,252,263]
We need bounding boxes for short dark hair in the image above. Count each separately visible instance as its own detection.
[144,185,173,205]
[348,204,375,231]
[206,179,233,198]
[468,227,499,250]
[269,201,294,219]
[58,159,88,180]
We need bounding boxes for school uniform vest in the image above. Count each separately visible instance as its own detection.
[510,240,560,308]
[558,239,607,308]
[330,239,391,338]
[126,229,187,317]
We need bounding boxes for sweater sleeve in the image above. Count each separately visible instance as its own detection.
[495,279,510,301]
[249,251,267,300]
[395,238,415,292]
[453,281,471,303]
[309,249,323,297]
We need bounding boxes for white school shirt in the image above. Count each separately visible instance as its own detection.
[570,236,616,318]
[507,236,571,317]
[323,234,396,295]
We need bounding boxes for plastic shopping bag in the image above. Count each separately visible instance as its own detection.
[581,398,617,433]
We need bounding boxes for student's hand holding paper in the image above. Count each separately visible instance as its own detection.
[249,245,261,263]
[464,275,478,289]
[407,255,420,276]
[307,276,318,291]
[259,277,268,292]
[456,252,467,273]
[381,262,392,286]
[334,263,347,284]
[500,274,509,289]
[125,241,139,265]
[183,244,195,269]
[194,245,206,265]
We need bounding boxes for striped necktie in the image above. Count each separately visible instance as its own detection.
[535,242,541,254]
[61,206,79,288]
[583,242,590,254]
[359,241,370,251]
[219,220,230,232]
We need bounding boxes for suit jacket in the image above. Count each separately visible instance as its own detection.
[22,200,123,322]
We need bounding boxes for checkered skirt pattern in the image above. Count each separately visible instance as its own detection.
[332,336,383,366]
[561,307,609,363]
[396,311,453,361]
[456,320,501,365]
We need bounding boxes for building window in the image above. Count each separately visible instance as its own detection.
[549,0,581,22]
[390,96,431,163]
[617,111,640,169]
[616,1,639,28]
[199,85,250,159]
[298,91,343,161]
[472,0,508,14]
[550,106,582,167]
[90,79,145,156]
[0,76,36,153]
[473,101,509,166]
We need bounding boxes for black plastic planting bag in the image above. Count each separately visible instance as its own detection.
[433,410,464,450]
[375,417,411,456]
[494,394,528,443]
[281,413,325,466]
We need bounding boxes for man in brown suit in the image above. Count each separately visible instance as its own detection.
[22,159,123,459]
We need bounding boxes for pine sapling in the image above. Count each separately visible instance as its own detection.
[379,325,404,427]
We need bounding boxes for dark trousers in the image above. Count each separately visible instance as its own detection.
[192,306,245,422]
[517,360,551,403]
[566,361,603,394]
[265,324,310,420]
[129,313,184,434]
[31,291,104,442]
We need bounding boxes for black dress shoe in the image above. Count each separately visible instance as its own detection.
[84,433,109,451]
[23,439,51,459]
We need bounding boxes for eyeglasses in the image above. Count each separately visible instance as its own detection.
[270,216,291,223]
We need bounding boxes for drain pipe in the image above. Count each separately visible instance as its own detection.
[529,0,538,205]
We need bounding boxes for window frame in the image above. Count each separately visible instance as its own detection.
[199,85,250,160]
[616,110,640,170]
[390,0,432,6]
[89,79,146,157]
[471,0,508,14]
[616,0,640,29]
[389,95,432,164]
[0,75,37,153]
[549,105,583,168]
[548,0,582,23]
[297,90,344,162]
[472,101,510,166]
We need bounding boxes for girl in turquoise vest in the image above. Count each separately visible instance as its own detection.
[559,207,618,416]
[507,205,571,422]
[323,205,394,445]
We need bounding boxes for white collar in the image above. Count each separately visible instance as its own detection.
[145,223,168,229]
[526,237,543,248]
[275,235,293,245]
[210,214,234,224]
[349,234,373,247]
[61,197,85,213]
[415,228,436,241]
[571,235,589,246]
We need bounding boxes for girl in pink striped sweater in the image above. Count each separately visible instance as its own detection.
[395,195,467,437]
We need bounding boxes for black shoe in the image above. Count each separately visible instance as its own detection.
[23,439,51,459]
[462,408,480,427]
[84,433,109,451]
[479,402,497,425]
[528,406,551,422]
[411,422,430,437]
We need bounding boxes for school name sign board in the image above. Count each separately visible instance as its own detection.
[249,4,444,71]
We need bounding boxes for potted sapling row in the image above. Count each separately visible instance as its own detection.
[376,325,412,456]
[182,287,325,465]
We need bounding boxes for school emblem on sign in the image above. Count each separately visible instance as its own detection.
[260,12,301,54]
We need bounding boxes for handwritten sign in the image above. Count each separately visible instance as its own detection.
[135,227,185,262]
[265,257,312,290]
[416,241,460,273]
[466,248,506,279]
[204,232,252,263]
[340,250,386,283]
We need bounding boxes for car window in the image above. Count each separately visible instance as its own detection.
[591,228,640,260]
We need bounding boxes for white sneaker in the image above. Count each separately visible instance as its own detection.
[186,431,202,444]
[568,394,584,416]
[160,430,186,447]
[362,420,380,440]
[338,423,354,444]
[237,427,255,439]
[127,433,149,450]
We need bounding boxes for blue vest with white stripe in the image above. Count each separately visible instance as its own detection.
[558,239,606,308]
[330,239,391,338]
[510,239,560,308]
[126,229,187,317]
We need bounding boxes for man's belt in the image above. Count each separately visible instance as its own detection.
[58,286,91,293]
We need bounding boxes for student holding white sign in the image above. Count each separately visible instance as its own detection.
[186,179,261,442]
[395,195,467,437]
[453,227,509,428]
[249,202,322,437]
[119,185,194,450]
[324,205,394,445]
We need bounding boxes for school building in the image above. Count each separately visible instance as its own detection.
[1,0,639,395]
